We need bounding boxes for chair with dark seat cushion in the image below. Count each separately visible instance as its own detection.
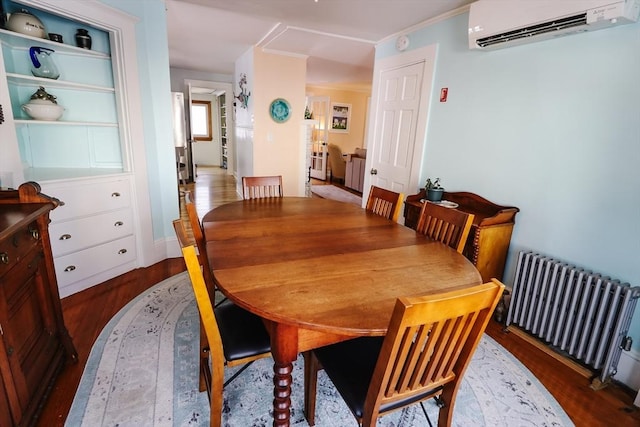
[304,280,505,427]
[416,201,474,254]
[173,219,271,427]
[184,191,217,296]
[184,191,227,391]
[242,175,283,199]
[365,185,403,221]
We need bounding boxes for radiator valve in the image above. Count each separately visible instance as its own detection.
[621,336,632,351]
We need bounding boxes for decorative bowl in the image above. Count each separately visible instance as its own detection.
[21,101,64,121]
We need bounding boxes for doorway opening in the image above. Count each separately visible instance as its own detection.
[180,79,234,182]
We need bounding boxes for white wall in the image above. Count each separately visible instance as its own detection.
[234,48,255,194]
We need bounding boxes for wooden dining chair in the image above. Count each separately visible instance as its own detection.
[241,175,283,199]
[416,201,474,254]
[304,280,504,427]
[173,219,271,427]
[184,191,227,391]
[184,191,217,297]
[365,185,404,221]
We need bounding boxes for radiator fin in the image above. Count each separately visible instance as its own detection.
[506,251,640,384]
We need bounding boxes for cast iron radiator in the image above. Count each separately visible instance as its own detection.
[505,251,640,386]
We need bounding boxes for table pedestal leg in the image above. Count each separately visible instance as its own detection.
[270,323,298,427]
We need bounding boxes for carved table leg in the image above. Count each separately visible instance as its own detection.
[270,322,298,427]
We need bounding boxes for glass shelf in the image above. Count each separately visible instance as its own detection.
[15,119,118,126]
[7,73,114,93]
[0,28,110,59]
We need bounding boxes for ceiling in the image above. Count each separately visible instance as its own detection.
[165,0,474,89]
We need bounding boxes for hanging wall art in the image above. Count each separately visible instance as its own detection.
[234,73,251,109]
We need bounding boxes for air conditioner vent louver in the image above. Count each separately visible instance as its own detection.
[476,13,588,48]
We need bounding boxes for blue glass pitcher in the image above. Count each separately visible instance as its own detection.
[29,46,60,80]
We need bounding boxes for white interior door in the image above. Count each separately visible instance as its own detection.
[364,45,437,212]
[306,96,330,180]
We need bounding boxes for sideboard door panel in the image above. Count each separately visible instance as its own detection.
[0,248,63,419]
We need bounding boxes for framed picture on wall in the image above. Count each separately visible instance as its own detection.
[330,102,351,133]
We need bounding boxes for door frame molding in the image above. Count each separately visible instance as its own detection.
[184,79,234,176]
[363,43,438,202]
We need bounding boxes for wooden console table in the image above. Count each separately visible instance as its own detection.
[404,190,519,282]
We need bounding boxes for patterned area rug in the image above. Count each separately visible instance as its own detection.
[311,184,362,206]
[66,273,574,426]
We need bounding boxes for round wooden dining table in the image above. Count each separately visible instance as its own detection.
[202,197,482,426]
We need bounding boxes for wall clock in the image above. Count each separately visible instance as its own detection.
[396,35,410,52]
[269,98,291,123]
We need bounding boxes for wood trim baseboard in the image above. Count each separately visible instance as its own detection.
[505,325,593,380]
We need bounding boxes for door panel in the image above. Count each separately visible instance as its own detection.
[307,96,329,180]
[370,62,424,194]
[364,44,437,219]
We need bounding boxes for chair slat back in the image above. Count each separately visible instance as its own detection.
[173,219,224,368]
[366,280,504,420]
[242,175,283,199]
[416,202,474,253]
[184,192,216,293]
[366,186,403,221]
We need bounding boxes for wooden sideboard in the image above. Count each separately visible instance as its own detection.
[404,190,519,282]
[0,182,77,426]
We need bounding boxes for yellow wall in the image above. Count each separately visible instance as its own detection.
[306,85,371,155]
[253,50,307,196]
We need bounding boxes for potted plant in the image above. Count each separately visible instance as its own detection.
[425,177,444,202]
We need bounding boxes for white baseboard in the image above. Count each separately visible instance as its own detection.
[616,348,640,403]
[162,236,182,259]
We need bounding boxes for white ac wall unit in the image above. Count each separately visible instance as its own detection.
[468,0,640,50]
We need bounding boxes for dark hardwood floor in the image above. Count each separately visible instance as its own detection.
[37,167,639,426]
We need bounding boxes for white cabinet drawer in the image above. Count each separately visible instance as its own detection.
[54,235,136,288]
[44,178,131,222]
[49,209,134,256]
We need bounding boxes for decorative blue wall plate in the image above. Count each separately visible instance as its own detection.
[269,98,291,123]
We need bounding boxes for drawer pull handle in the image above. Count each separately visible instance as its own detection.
[118,248,127,255]
[0,253,9,264]
[111,192,121,197]
[64,265,76,272]
[114,221,124,227]
[29,228,40,240]
[60,234,72,240]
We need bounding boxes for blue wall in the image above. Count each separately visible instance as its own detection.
[379,13,640,350]
[101,0,178,242]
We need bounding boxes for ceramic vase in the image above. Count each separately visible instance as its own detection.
[75,28,92,49]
